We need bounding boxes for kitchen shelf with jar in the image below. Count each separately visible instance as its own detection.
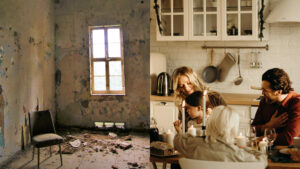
[155,0,268,41]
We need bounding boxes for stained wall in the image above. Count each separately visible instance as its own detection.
[0,0,55,162]
[55,0,150,129]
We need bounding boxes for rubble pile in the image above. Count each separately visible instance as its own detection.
[55,132,134,155]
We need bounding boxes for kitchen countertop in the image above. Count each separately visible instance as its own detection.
[151,93,261,106]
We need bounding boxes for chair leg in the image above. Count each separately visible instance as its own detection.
[50,146,52,156]
[32,147,35,160]
[59,144,63,166]
[37,148,40,169]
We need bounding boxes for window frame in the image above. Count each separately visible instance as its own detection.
[89,25,125,95]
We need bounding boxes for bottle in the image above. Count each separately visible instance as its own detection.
[231,24,238,35]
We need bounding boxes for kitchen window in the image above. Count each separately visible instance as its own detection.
[89,25,125,95]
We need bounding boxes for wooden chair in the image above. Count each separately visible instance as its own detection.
[179,158,265,169]
[28,110,63,169]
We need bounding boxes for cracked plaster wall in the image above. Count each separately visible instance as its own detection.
[55,0,150,129]
[0,0,55,163]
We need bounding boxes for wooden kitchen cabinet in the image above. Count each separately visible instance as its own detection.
[156,0,261,41]
[150,101,178,133]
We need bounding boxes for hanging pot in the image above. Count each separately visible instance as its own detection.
[202,49,218,83]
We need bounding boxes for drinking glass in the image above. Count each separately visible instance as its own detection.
[247,126,257,150]
[264,128,277,155]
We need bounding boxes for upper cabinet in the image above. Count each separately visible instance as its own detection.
[222,0,258,40]
[189,0,221,40]
[156,0,260,41]
[157,0,189,41]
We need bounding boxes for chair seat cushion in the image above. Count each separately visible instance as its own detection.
[32,133,63,148]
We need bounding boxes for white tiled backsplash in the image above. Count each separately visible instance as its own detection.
[150,9,300,95]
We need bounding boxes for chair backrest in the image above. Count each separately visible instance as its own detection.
[28,110,56,138]
[179,158,265,169]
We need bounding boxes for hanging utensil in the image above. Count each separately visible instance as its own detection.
[202,49,218,83]
[234,50,243,85]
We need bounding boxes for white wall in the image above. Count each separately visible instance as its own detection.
[150,2,300,95]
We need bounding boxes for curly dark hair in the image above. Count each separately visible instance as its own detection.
[262,68,293,94]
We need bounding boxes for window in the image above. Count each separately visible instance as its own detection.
[89,25,125,95]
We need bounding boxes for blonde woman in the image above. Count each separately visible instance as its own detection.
[172,66,206,131]
[174,106,267,166]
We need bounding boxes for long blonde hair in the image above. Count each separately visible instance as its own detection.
[172,66,205,107]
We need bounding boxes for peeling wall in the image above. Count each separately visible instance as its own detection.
[0,0,55,162]
[55,0,150,129]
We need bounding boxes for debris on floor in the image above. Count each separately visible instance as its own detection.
[69,139,81,148]
[108,132,118,139]
[1,128,150,169]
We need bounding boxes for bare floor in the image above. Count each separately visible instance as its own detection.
[1,129,150,169]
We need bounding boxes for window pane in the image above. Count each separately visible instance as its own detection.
[173,15,184,36]
[193,0,203,12]
[227,14,238,36]
[92,29,105,58]
[109,61,122,75]
[206,0,217,12]
[173,0,183,13]
[94,62,106,76]
[241,14,252,35]
[206,14,217,36]
[227,0,238,11]
[93,44,105,58]
[108,43,121,58]
[193,14,204,36]
[110,76,122,91]
[94,77,106,91]
[108,28,120,43]
[161,0,171,13]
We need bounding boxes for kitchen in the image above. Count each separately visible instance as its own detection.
[150,0,300,168]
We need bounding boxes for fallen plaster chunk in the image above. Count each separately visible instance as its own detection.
[69,139,81,148]
[108,132,118,139]
[128,162,139,167]
[65,135,75,141]
[112,165,118,169]
[62,146,76,154]
[118,142,132,150]
[83,133,91,138]
[121,135,132,141]
[110,148,118,154]
[83,142,88,146]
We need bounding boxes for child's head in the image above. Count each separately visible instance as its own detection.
[185,91,227,119]
[185,91,203,119]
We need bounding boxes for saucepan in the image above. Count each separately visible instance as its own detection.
[202,49,218,83]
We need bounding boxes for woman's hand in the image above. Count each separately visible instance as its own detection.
[206,108,212,116]
[173,120,182,134]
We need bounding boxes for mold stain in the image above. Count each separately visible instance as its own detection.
[45,51,51,61]
[0,85,5,147]
[80,100,89,108]
[55,69,61,86]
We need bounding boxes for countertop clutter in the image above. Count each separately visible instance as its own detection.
[151,93,261,106]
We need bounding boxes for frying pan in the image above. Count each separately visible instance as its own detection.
[202,49,218,83]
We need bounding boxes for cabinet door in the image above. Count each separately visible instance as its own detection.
[189,0,221,40]
[150,101,177,133]
[229,105,251,136]
[222,0,258,40]
[156,0,189,41]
